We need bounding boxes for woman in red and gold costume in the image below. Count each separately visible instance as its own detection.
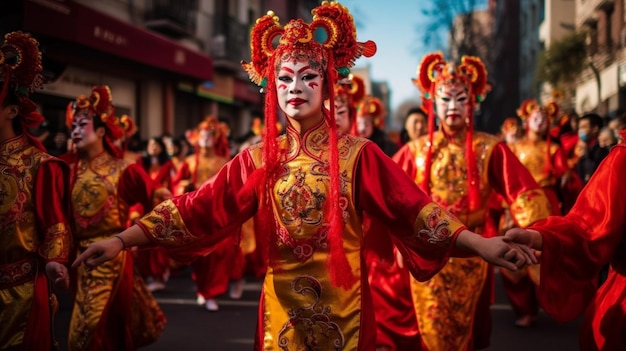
[64,85,168,350]
[392,52,552,350]
[73,3,535,350]
[325,73,365,135]
[505,129,626,350]
[174,116,235,311]
[0,31,73,351]
[497,99,570,327]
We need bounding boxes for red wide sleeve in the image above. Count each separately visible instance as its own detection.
[118,163,159,212]
[356,143,466,282]
[531,145,626,322]
[391,143,418,181]
[137,150,259,263]
[488,142,552,227]
[34,159,73,264]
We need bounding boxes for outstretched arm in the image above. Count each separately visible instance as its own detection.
[72,225,149,269]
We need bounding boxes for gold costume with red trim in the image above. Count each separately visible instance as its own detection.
[137,121,468,350]
[530,143,626,351]
[394,131,551,350]
[69,151,165,351]
[0,31,73,351]
[65,86,165,351]
[0,135,72,350]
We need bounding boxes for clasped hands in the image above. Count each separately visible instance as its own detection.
[463,228,543,271]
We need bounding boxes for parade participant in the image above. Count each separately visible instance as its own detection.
[495,99,569,327]
[175,116,235,311]
[392,52,552,350]
[504,130,626,350]
[500,116,522,144]
[73,4,534,350]
[356,95,398,156]
[135,135,176,292]
[65,85,168,350]
[325,73,364,135]
[0,31,73,351]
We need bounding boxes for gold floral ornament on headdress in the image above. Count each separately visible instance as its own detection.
[516,98,559,123]
[66,85,124,142]
[356,95,386,129]
[0,32,46,129]
[241,1,376,88]
[413,52,489,102]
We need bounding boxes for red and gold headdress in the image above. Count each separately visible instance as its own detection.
[501,117,520,134]
[240,2,376,289]
[356,95,386,130]
[516,98,559,123]
[0,32,46,150]
[66,85,124,157]
[413,52,489,211]
[186,116,230,157]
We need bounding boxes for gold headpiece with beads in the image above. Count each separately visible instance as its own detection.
[241,1,376,88]
[516,98,559,122]
[413,52,489,102]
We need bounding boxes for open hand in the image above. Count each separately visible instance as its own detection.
[72,237,124,270]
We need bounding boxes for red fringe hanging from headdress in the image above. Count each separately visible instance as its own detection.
[421,85,436,195]
[465,96,480,211]
[325,54,356,289]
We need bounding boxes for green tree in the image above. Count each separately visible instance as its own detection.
[535,31,588,93]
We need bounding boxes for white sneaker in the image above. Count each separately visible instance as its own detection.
[205,299,219,312]
[196,295,206,305]
[229,279,244,300]
[146,280,165,292]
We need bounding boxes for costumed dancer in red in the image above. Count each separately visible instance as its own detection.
[135,135,175,292]
[64,85,169,350]
[73,3,535,350]
[325,73,365,135]
[505,128,626,350]
[391,52,553,350]
[496,99,570,327]
[174,116,236,310]
[0,31,73,351]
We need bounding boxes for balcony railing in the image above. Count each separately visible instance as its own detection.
[143,0,197,37]
[212,15,250,62]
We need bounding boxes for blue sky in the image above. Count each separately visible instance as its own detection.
[344,0,487,116]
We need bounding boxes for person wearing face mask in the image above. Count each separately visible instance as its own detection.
[71,4,537,350]
[356,95,399,156]
[391,52,552,350]
[576,113,609,184]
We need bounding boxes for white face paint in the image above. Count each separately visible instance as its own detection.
[328,96,351,134]
[435,83,470,132]
[70,112,100,150]
[198,129,215,149]
[527,109,548,133]
[276,59,324,122]
[356,116,374,138]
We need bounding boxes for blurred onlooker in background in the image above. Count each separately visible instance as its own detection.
[576,113,608,184]
[43,125,70,157]
[598,126,618,149]
[608,113,626,142]
[400,106,428,145]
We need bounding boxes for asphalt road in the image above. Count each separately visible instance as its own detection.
[53,267,583,350]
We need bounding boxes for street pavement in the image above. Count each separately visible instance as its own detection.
[54,267,582,350]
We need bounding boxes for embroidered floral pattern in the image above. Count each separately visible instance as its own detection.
[0,258,35,288]
[140,200,195,245]
[277,276,345,350]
